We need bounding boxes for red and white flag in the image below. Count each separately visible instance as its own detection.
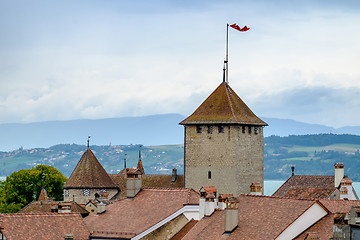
[230,24,250,32]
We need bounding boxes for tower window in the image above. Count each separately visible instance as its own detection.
[83,189,90,196]
[248,126,252,134]
[196,126,202,133]
[208,126,213,134]
[218,125,224,133]
[65,189,69,197]
[254,127,259,135]
[208,171,212,179]
[242,126,246,134]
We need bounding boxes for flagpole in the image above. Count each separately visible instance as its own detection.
[225,23,229,84]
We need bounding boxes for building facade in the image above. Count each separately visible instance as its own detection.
[180,82,267,196]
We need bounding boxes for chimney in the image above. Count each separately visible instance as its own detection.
[199,186,217,218]
[334,163,344,187]
[340,178,353,200]
[250,182,262,195]
[291,165,295,176]
[171,168,177,183]
[64,234,74,240]
[224,197,238,234]
[97,202,106,214]
[126,168,143,198]
[218,194,234,210]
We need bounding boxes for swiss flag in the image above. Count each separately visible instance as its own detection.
[230,24,250,32]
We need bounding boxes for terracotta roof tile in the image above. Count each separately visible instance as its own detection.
[64,148,117,189]
[181,195,314,240]
[0,213,89,240]
[180,82,267,125]
[109,174,184,199]
[18,201,89,217]
[272,175,336,199]
[85,188,199,238]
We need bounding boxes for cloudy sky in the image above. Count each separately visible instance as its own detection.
[0,0,359,128]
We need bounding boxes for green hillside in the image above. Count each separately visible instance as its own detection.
[0,134,359,181]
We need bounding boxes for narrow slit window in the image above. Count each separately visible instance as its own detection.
[254,127,259,135]
[208,126,213,134]
[208,171,212,179]
[248,126,252,134]
[196,125,202,133]
[242,126,246,134]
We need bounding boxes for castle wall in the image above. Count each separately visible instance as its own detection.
[184,125,263,196]
[63,188,119,204]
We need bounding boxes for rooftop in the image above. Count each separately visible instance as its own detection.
[64,148,117,189]
[0,213,89,240]
[85,188,199,239]
[180,82,267,125]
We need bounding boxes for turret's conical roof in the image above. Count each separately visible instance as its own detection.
[64,148,117,189]
[180,82,267,125]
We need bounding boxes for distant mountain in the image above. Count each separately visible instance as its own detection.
[1,114,359,151]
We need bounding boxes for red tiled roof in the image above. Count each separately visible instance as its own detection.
[18,201,89,217]
[180,82,267,125]
[109,174,184,199]
[272,175,336,199]
[85,188,199,238]
[64,148,117,189]
[0,213,90,240]
[181,195,314,240]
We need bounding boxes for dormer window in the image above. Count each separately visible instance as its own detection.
[218,125,224,133]
[196,126,202,133]
[208,126,213,134]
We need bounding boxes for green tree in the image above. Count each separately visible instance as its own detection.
[0,165,67,213]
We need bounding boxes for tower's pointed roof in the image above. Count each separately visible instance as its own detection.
[37,189,48,201]
[64,148,117,189]
[137,159,145,175]
[180,82,267,126]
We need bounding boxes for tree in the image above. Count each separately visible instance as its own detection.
[0,165,67,213]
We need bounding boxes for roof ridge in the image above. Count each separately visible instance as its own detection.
[240,194,315,201]
[224,83,238,122]
[143,187,191,191]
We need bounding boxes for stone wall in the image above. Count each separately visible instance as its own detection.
[184,125,264,196]
[63,188,119,204]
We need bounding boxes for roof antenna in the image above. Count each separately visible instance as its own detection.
[139,145,142,160]
[222,61,226,83]
[124,153,127,169]
[87,136,91,148]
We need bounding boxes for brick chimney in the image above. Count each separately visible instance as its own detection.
[224,197,238,234]
[334,163,344,187]
[126,168,143,198]
[250,182,262,195]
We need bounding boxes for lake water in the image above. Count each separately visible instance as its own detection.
[0,176,359,196]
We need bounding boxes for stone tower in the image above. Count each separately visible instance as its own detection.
[63,147,119,204]
[180,82,267,196]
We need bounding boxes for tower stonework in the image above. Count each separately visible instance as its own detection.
[180,82,267,196]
